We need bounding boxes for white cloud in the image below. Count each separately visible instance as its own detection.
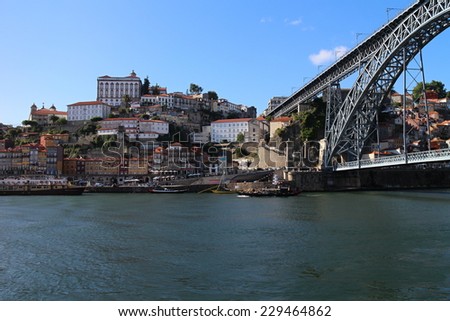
[285,18,302,26]
[309,45,349,66]
[260,17,272,23]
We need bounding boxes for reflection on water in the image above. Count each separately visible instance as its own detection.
[1,191,449,300]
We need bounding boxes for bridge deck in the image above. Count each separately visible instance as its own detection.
[335,148,450,171]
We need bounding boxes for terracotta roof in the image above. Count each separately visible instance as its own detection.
[32,108,67,116]
[212,118,253,123]
[67,101,108,107]
[141,119,167,123]
[271,117,291,123]
[102,117,137,121]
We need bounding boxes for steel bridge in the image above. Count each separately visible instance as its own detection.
[265,0,450,170]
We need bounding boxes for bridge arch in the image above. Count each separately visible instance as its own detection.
[326,0,450,166]
[265,0,450,169]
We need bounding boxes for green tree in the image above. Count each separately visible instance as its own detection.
[49,115,60,124]
[122,94,131,108]
[413,80,447,100]
[151,84,161,95]
[22,120,37,127]
[208,91,218,100]
[141,77,150,95]
[274,127,285,138]
[189,83,203,95]
[56,118,67,125]
[236,132,245,143]
[297,98,326,142]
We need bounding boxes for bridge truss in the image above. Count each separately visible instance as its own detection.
[265,0,450,169]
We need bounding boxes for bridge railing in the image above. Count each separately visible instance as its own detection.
[335,148,450,171]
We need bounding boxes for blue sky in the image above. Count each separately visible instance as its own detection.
[1,0,449,126]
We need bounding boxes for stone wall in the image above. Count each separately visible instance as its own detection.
[289,167,450,192]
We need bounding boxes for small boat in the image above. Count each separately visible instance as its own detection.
[0,177,85,196]
[236,174,300,197]
[149,186,187,193]
[211,186,235,194]
[237,186,300,197]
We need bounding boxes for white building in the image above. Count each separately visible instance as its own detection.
[212,99,244,115]
[97,70,142,106]
[141,93,199,110]
[67,101,111,121]
[211,118,262,143]
[98,117,169,140]
[139,119,169,135]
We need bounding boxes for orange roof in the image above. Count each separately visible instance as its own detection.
[32,108,67,116]
[212,118,253,123]
[102,117,137,121]
[67,101,108,107]
[141,119,167,123]
[271,117,291,123]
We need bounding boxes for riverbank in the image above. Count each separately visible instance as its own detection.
[84,170,274,193]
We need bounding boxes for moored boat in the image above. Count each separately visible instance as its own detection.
[237,185,300,197]
[0,177,85,196]
[149,185,188,193]
[236,174,300,197]
[211,186,235,194]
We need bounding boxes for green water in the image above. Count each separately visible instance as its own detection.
[1,190,449,300]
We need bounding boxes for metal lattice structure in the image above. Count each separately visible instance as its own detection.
[265,0,450,168]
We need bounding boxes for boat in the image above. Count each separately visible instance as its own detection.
[236,174,300,197]
[237,185,300,197]
[149,185,188,193]
[0,177,85,196]
[211,187,235,194]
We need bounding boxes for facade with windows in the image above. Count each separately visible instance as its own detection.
[267,96,288,113]
[67,101,111,121]
[141,92,200,110]
[211,118,262,143]
[28,104,67,125]
[97,70,142,106]
[97,117,169,140]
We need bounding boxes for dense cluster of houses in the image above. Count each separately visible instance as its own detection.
[363,90,450,160]
[3,70,450,180]
[0,71,294,181]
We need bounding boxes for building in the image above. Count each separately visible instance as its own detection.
[97,117,169,140]
[267,97,288,113]
[211,118,262,143]
[191,126,211,144]
[212,99,244,116]
[29,104,67,125]
[40,133,70,147]
[0,143,62,175]
[269,117,291,139]
[67,101,111,121]
[141,92,200,110]
[97,70,142,106]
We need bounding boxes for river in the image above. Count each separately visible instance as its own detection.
[1,190,449,300]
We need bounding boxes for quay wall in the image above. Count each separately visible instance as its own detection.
[290,168,450,192]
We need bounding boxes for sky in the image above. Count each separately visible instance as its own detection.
[1,0,449,126]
